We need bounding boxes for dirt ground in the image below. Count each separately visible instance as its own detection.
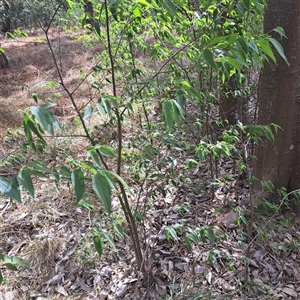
[0,28,100,138]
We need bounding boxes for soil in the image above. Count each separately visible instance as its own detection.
[0,28,100,138]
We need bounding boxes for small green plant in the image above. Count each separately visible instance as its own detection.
[0,253,29,284]
[175,202,190,216]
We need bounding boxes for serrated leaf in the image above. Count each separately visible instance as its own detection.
[93,235,103,258]
[18,168,34,198]
[71,168,85,203]
[269,37,289,65]
[92,171,112,214]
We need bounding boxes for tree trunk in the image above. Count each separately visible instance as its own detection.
[219,75,239,125]
[252,0,300,216]
[84,0,94,28]
[2,0,11,32]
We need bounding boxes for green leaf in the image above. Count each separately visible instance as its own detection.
[92,171,112,214]
[165,229,171,241]
[163,100,173,130]
[0,177,21,203]
[110,4,118,21]
[30,106,61,136]
[172,99,184,125]
[6,32,16,39]
[23,112,45,141]
[187,87,203,101]
[60,166,71,180]
[242,0,250,9]
[207,227,216,243]
[93,235,103,258]
[101,232,116,249]
[169,227,178,242]
[2,255,29,267]
[89,150,102,168]
[184,235,192,250]
[83,105,93,119]
[94,21,101,36]
[207,35,228,47]
[114,224,124,238]
[96,103,106,116]
[137,0,159,9]
[29,160,53,174]
[203,48,217,70]
[18,168,34,198]
[98,146,115,157]
[226,57,241,73]
[79,161,97,175]
[5,263,18,271]
[108,171,133,196]
[257,39,276,63]
[272,26,287,39]
[187,232,199,244]
[28,169,49,179]
[71,168,85,203]
[163,0,177,15]
[0,270,3,284]
[269,38,289,65]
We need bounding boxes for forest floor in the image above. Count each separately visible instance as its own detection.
[0,29,300,300]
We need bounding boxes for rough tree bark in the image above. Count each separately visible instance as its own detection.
[252,0,300,217]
